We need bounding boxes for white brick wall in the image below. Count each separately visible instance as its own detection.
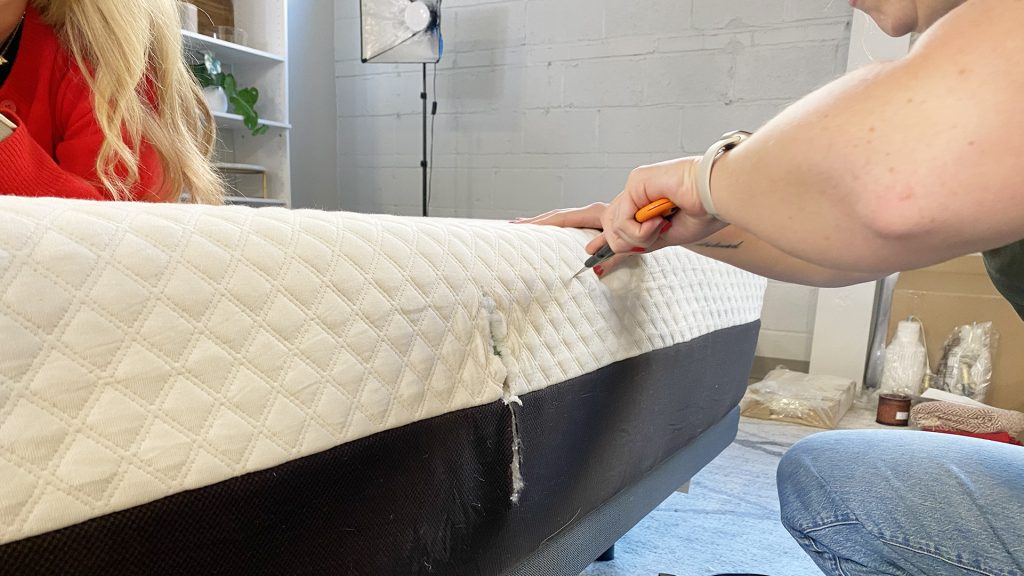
[335,0,853,360]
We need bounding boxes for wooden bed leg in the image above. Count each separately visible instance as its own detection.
[596,545,615,562]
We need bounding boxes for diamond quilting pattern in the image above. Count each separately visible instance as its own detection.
[0,197,765,545]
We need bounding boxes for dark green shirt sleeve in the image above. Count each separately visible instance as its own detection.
[983,239,1024,321]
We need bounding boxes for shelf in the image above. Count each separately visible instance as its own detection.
[215,162,267,174]
[182,30,285,65]
[224,196,288,207]
[213,112,291,131]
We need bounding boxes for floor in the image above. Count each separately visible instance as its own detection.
[581,405,887,576]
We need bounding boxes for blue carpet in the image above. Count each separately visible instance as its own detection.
[579,415,849,576]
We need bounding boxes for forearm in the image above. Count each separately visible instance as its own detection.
[0,111,108,199]
[710,0,1024,273]
[0,124,106,199]
[686,226,881,288]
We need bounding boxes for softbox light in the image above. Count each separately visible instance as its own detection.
[361,0,442,64]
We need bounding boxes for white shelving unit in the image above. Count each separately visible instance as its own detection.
[184,1,291,206]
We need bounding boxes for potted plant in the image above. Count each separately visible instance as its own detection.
[191,51,269,136]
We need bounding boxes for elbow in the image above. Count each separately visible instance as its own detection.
[853,179,937,246]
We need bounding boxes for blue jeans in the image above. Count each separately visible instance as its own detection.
[777,430,1024,576]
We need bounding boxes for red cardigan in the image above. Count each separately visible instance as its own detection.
[0,6,164,201]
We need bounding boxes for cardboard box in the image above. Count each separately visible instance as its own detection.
[888,254,1024,412]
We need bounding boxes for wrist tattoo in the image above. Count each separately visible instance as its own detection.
[695,240,744,250]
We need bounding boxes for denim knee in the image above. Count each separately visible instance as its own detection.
[776,430,874,539]
[777,430,1024,576]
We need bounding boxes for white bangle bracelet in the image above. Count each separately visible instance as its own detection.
[696,130,751,222]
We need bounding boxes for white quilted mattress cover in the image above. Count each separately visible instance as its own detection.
[0,196,765,544]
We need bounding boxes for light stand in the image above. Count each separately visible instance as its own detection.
[360,0,443,217]
[421,64,427,216]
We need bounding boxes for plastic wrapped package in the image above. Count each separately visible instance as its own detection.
[879,319,928,396]
[741,367,859,429]
[933,322,998,403]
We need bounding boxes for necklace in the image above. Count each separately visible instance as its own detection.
[0,11,25,67]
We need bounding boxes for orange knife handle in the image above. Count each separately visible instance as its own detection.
[634,198,678,223]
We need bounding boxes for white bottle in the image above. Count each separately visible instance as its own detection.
[880,319,928,396]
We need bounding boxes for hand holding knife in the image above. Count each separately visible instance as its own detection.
[569,198,678,280]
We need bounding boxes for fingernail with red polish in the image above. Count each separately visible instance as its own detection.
[660,221,673,233]
[630,247,646,253]
[593,265,604,278]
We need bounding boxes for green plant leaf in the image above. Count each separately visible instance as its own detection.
[229,95,255,120]
[229,95,259,129]
[222,73,237,96]
[236,87,259,108]
[190,63,215,87]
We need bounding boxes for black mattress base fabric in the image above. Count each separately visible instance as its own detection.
[505,406,741,576]
[0,321,759,576]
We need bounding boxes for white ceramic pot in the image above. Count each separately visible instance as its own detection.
[203,85,229,113]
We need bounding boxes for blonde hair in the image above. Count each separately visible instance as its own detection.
[33,0,224,203]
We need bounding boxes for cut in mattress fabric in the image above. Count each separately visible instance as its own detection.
[0,196,766,545]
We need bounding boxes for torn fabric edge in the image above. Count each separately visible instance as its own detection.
[483,294,525,503]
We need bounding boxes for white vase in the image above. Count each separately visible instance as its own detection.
[203,86,229,113]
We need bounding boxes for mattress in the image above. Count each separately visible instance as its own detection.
[0,196,765,563]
